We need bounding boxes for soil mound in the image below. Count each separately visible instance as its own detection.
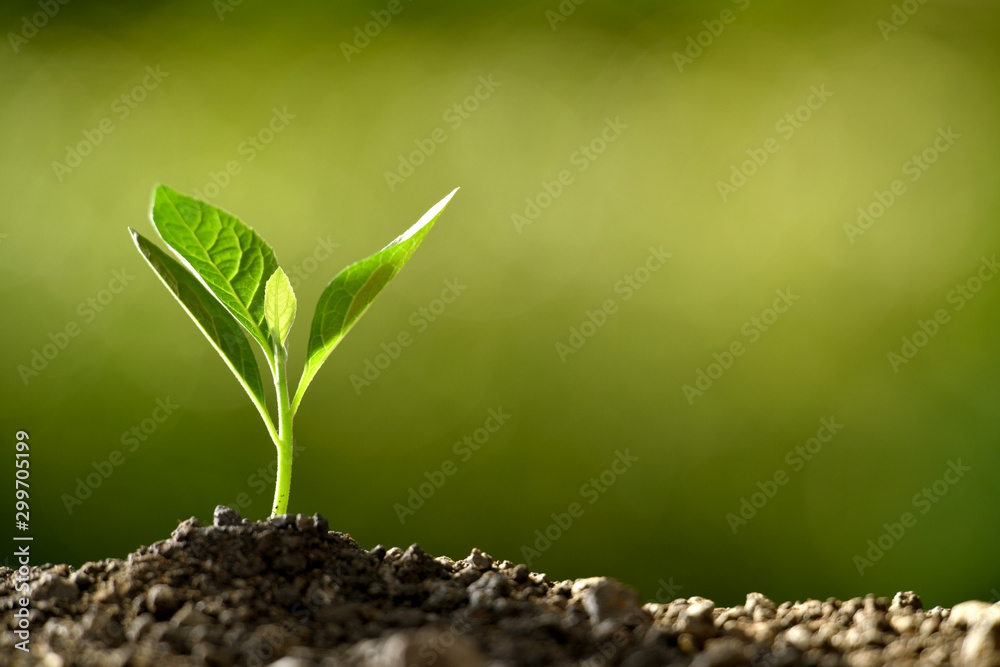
[2,506,998,666]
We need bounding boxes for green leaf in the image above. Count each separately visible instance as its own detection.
[149,185,280,362]
[264,268,297,349]
[291,188,459,414]
[130,228,272,427]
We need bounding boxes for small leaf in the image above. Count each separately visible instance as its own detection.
[264,268,297,349]
[150,185,279,361]
[291,188,459,414]
[130,228,269,415]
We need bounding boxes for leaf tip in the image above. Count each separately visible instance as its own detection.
[151,183,166,204]
[129,228,154,262]
[440,187,460,208]
[394,188,460,246]
[151,183,184,211]
[266,267,294,297]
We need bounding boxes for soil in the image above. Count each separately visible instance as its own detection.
[2,506,999,667]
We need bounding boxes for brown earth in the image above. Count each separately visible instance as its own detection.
[2,506,999,666]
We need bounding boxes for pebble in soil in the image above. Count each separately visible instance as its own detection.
[1,505,999,666]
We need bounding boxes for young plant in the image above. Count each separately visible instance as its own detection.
[129,185,458,518]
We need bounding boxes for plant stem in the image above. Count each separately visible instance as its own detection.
[270,346,294,517]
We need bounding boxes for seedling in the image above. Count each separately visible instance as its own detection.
[129,185,458,517]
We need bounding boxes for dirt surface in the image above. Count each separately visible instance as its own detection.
[2,506,999,666]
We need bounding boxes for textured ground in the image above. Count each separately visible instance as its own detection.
[2,506,999,666]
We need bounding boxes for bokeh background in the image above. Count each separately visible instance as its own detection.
[2,0,999,609]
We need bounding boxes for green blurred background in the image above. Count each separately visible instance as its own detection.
[2,0,999,608]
